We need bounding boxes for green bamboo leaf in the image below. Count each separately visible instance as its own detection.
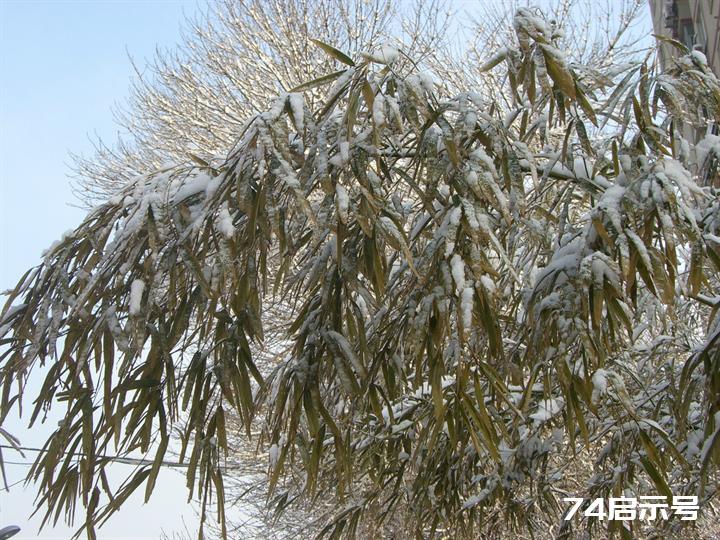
[309,38,355,66]
[575,82,597,126]
[290,69,346,92]
[688,242,703,296]
[639,456,673,500]
[540,44,576,100]
[652,34,690,54]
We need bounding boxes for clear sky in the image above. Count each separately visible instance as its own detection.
[0,1,204,538]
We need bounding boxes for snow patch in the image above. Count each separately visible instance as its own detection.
[129,279,145,316]
[216,206,235,239]
[336,184,349,224]
[450,253,465,294]
[530,398,564,422]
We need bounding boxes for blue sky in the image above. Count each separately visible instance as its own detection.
[0,0,204,286]
[0,1,204,537]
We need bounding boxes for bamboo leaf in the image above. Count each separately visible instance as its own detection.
[309,39,355,66]
[290,69,346,92]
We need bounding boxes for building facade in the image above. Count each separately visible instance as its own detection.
[649,0,720,76]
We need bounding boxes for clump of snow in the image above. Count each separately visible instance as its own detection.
[362,44,399,64]
[461,198,479,229]
[391,419,414,433]
[417,71,434,93]
[41,230,75,260]
[288,93,304,133]
[330,141,351,167]
[129,279,145,316]
[480,275,496,295]
[336,184,350,224]
[379,217,402,244]
[625,229,652,272]
[216,206,235,239]
[597,185,626,233]
[655,158,704,201]
[573,156,591,180]
[532,236,584,297]
[0,303,26,339]
[443,206,462,256]
[463,484,496,509]
[479,47,508,71]
[461,285,474,328]
[283,170,301,189]
[592,369,634,412]
[691,50,707,66]
[695,134,720,167]
[592,368,608,402]
[530,398,564,422]
[339,141,350,163]
[173,172,214,202]
[381,45,399,64]
[588,255,620,290]
[514,7,551,42]
[268,443,280,468]
[450,254,465,294]
[372,93,386,127]
[204,174,223,197]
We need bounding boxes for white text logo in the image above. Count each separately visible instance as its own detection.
[563,496,698,521]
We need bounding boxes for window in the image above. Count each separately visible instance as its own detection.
[695,9,707,51]
[680,18,696,49]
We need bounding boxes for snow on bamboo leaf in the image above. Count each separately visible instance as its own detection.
[128,279,145,316]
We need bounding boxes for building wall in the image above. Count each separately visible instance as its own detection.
[649,0,720,76]
[649,1,719,186]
